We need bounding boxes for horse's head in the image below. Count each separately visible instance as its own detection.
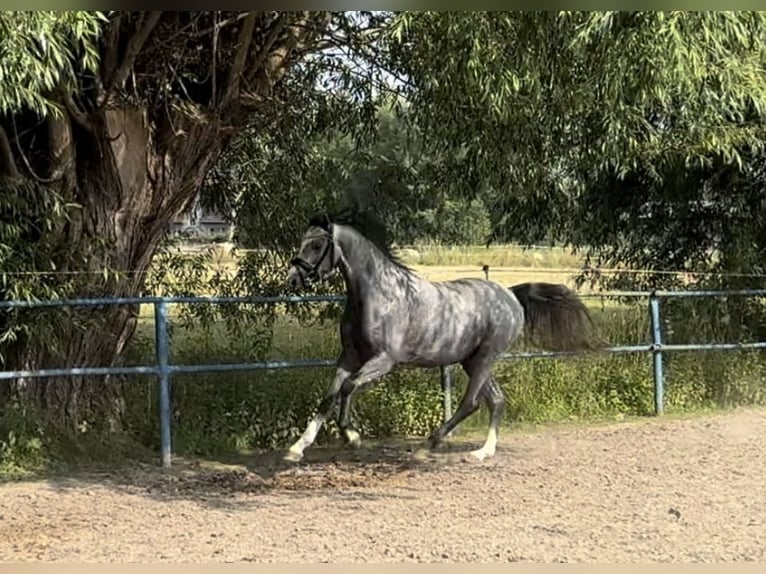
[286,214,338,289]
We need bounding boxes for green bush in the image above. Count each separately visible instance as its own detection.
[0,395,154,477]
[415,198,493,246]
[0,399,47,475]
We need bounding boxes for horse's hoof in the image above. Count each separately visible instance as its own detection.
[466,449,493,463]
[344,429,361,449]
[283,448,303,463]
[412,447,432,462]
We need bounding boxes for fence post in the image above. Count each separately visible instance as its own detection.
[154,299,172,468]
[439,365,452,422]
[649,293,665,416]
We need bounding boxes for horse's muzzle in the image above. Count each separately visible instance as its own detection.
[286,267,305,289]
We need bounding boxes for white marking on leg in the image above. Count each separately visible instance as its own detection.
[344,428,361,448]
[285,415,326,462]
[469,427,497,461]
[284,365,352,462]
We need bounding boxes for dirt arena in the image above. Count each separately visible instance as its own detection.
[1,407,765,562]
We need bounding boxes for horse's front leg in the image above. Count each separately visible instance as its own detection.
[284,360,356,463]
[336,352,396,448]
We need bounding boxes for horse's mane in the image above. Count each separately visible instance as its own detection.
[308,207,412,273]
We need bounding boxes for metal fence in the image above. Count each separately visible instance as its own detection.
[2,288,765,468]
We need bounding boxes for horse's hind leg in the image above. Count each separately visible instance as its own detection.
[469,375,505,461]
[426,355,491,450]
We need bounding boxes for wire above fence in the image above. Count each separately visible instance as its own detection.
[5,265,766,279]
[3,288,766,309]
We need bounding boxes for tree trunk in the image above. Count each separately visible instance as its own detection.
[4,105,230,430]
[7,319,136,431]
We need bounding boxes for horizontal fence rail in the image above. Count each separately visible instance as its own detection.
[2,288,765,467]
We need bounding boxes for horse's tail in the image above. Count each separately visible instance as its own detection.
[509,282,607,352]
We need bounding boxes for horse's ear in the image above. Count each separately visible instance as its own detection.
[322,213,332,229]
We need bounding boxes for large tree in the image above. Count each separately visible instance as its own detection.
[0,11,382,427]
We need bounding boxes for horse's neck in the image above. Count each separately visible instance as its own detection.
[335,225,410,303]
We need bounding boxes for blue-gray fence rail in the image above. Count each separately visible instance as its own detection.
[2,288,765,468]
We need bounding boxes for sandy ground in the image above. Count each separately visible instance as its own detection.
[1,407,765,563]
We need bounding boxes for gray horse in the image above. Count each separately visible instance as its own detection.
[284,211,603,463]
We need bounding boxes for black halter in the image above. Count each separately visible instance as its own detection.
[290,228,335,282]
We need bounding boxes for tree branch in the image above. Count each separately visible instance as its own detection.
[99,13,123,100]
[60,90,96,134]
[103,11,163,104]
[190,11,252,39]
[303,24,417,92]
[211,11,220,107]
[10,116,56,184]
[0,124,20,179]
[239,13,329,110]
[48,110,77,191]
[245,14,286,85]
[277,13,332,70]
[248,12,331,98]
[222,12,258,104]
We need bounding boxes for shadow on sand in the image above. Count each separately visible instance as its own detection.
[1,435,515,512]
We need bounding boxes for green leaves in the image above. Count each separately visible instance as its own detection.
[380,11,766,289]
[0,11,104,116]
[387,13,766,194]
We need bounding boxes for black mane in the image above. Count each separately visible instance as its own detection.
[309,208,412,272]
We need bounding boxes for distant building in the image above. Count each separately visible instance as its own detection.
[171,194,234,240]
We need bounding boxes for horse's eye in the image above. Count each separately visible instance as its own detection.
[311,239,323,250]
